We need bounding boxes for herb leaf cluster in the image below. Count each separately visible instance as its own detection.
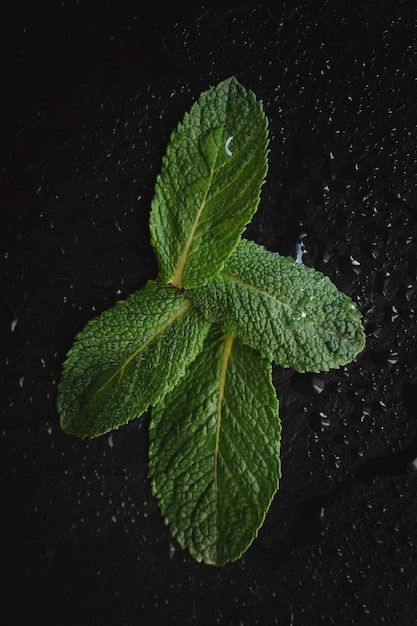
[57,77,365,566]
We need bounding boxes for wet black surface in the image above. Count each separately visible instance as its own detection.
[2,1,417,624]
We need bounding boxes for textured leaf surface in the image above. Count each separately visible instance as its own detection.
[57,281,210,438]
[149,76,268,289]
[149,329,281,566]
[189,240,366,372]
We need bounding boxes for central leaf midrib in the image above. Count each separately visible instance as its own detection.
[170,130,225,289]
[92,299,192,398]
[221,271,343,337]
[214,334,233,520]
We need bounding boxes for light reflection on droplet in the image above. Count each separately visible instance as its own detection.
[295,241,306,263]
[225,136,233,156]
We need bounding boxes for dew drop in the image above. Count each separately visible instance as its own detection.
[308,411,330,432]
[388,305,400,322]
[225,136,233,156]
[319,412,330,427]
[332,454,341,469]
[295,241,307,264]
[169,542,176,559]
[292,373,325,395]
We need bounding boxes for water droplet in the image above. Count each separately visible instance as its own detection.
[295,241,307,264]
[292,373,325,395]
[311,376,325,394]
[10,318,18,332]
[308,411,331,432]
[331,455,341,469]
[319,411,330,427]
[225,136,233,156]
[352,400,371,423]
[371,350,399,367]
[169,542,176,559]
[339,254,361,275]
[387,304,400,322]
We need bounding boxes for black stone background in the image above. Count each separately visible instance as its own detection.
[1,1,417,624]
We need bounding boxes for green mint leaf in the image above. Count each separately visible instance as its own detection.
[149,328,281,566]
[57,281,210,438]
[189,239,366,373]
[149,76,268,289]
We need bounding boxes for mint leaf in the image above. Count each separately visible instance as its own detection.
[149,76,268,289]
[57,77,367,567]
[149,329,281,566]
[57,281,210,438]
[189,240,366,372]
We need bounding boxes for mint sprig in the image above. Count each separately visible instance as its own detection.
[57,77,365,566]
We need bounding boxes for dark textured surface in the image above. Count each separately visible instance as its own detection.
[1,1,417,624]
